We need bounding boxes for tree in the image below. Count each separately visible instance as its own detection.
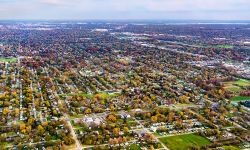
[20,123,26,134]
[107,114,117,122]
[26,125,32,133]
[122,136,127,143]
[118,136,123,144]
[167,112,174,122]
[84,108,92,114]
[179,95,189,103]
[63,136,75,145]
[84,138,93,145]
[15,109,20,118]
[151,116,157,123]
[28,118,35,125]
[17,142,23,150]
[123,127,129,133]
[38,125,45,135]
[2,107,9,116]
[113,128,120,136]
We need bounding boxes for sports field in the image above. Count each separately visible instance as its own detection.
[0,57,17,63]
[231,96,250,102]
[223,79,250,93]
[159,133,211,150]
[217,44,234,49]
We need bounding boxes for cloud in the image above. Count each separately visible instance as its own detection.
[40,0,62,5]
[39,0,72,6]
[0,0,250,20]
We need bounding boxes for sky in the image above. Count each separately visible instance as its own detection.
[0,0,250,20]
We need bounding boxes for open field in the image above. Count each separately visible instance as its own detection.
[59,91,120,99]
[130,144,141,150]
[222,146,240,150]
[233,79,250,86]
[231,96,250,102]
[0,57,17,63]
[224,85,242,92]
[224,79,250,87]
[215,44,234,49]
[174,103,196,107]
[223,79,250,93]
[159,134,211,150]
[59,93,93,98]
[0,142,11,149]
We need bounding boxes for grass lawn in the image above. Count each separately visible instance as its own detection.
[69,114,84,119]
[59,91,119,99]
[127,121,138,127]
[83,147,94,150]
[59,92,92,98]
[159,133,211,150]
[174,103,196,107]
[231,96,250,102]
[129,144,141,150]
[0,57,17,63]
[215,44,234,49]
[224,79,250,87]
[234,79,250,87]
[224,85,242,92]
[0,142,11,149]
[223,79,250,93]
[222,146,240,150]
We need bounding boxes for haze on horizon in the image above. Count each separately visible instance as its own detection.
[0,0,250,20]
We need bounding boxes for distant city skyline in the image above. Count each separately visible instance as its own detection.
[0,0,250,20]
